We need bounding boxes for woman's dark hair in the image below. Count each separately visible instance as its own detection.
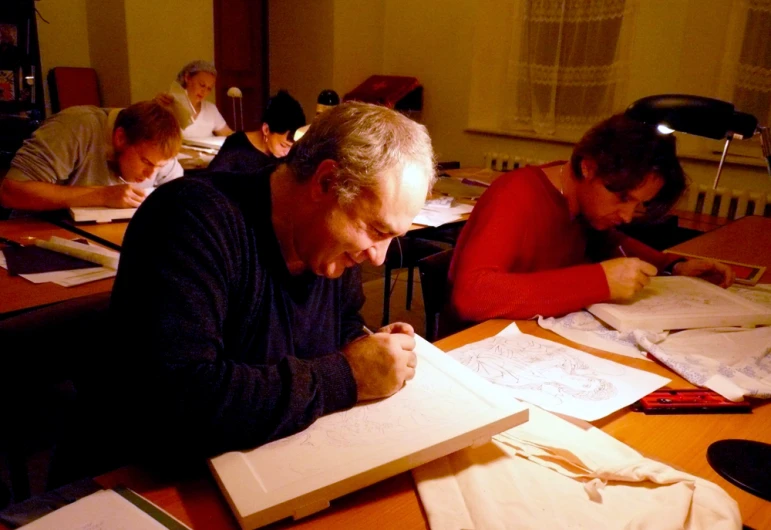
[570,113,687,219]
[262,90,306,139]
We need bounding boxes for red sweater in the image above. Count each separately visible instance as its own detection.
[449,165,678,321]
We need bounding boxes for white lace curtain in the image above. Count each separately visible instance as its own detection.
[500,0,635,137]
[720,0,771,128]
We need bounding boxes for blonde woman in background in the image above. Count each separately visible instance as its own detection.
[170,60,233,139]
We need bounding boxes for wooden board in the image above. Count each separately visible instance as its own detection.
[209,336,529,530]
[587,276,771,332]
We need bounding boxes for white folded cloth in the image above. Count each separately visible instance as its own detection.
[413,406,741,530]
[635,326,771,401]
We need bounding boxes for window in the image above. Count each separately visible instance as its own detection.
[468,0,771,159]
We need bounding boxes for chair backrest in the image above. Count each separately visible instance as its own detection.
[417,248,454,342]
[47,67,100,113]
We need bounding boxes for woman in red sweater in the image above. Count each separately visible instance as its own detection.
[450,114,735,322]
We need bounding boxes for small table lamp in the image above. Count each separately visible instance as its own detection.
[625,94,770,189]
[227,87,244,131]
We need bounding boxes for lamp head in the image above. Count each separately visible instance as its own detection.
[625,94,758,140]
[227,87,243,98]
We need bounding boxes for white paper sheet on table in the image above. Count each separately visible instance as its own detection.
[18,488,190,529]
[538,311,667,360]
[412,203,473,227]
[635,326,771,401]
[0,250,115,286]
[412,406,741,530]
[445,322,669,421]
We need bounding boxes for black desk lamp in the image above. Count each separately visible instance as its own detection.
[626,94,771,503]
[625,94,771,189]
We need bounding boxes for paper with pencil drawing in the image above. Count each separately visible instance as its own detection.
[446,323,669,421]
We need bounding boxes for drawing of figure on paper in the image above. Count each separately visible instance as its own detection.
[251,370,480,488]
[621,285,715,313]
[450,336,618,408]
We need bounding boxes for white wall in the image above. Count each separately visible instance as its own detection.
[269,0,335,117]
[268,0,769,194]
[36,0,91,115]
[124,0,214,103]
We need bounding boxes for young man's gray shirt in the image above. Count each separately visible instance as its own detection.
[3,106,182,190]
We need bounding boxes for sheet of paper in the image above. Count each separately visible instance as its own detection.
[18,488,187,530]
[538,311,668,360]
[445,322,670,421]
[728,283,771,309]
[183,136,227,150]
[635,326,771,401]
[413,203,473,227]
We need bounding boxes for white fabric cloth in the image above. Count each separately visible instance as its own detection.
[538,311,667,360]
[4,106,182,188]
[181,100,228,139]
[635,326,771,401]
[413,406,741,530]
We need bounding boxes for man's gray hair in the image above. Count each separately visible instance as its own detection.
[287,101,436,206]
[176,60,217,88]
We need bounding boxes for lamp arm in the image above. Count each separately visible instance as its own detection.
[713,135,734,189]
[759,126,771,179]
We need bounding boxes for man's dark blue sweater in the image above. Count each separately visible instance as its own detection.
[109,168,362,460]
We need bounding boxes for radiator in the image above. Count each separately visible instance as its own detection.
[684,184,771,220]
[483,152,546,172]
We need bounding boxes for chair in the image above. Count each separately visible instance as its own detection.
[0,292,110,503]
[381,237,446,327]
[47,67,100,113]
[416,249,454,342]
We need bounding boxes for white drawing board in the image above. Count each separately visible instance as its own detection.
[587,276,771,332]
[209,336,529,530]
[69,206,137,223]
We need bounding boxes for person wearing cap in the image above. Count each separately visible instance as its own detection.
[171,60,234,139]
[207,90,306,174]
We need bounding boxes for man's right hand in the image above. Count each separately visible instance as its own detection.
[600,257,657,300]
[342,332,417,401]
[100,184,147,208]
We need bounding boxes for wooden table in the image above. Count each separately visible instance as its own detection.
[76,214,771,529]
[669,215,771,282]
[0,219,114,316]
[8,214,770,528]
